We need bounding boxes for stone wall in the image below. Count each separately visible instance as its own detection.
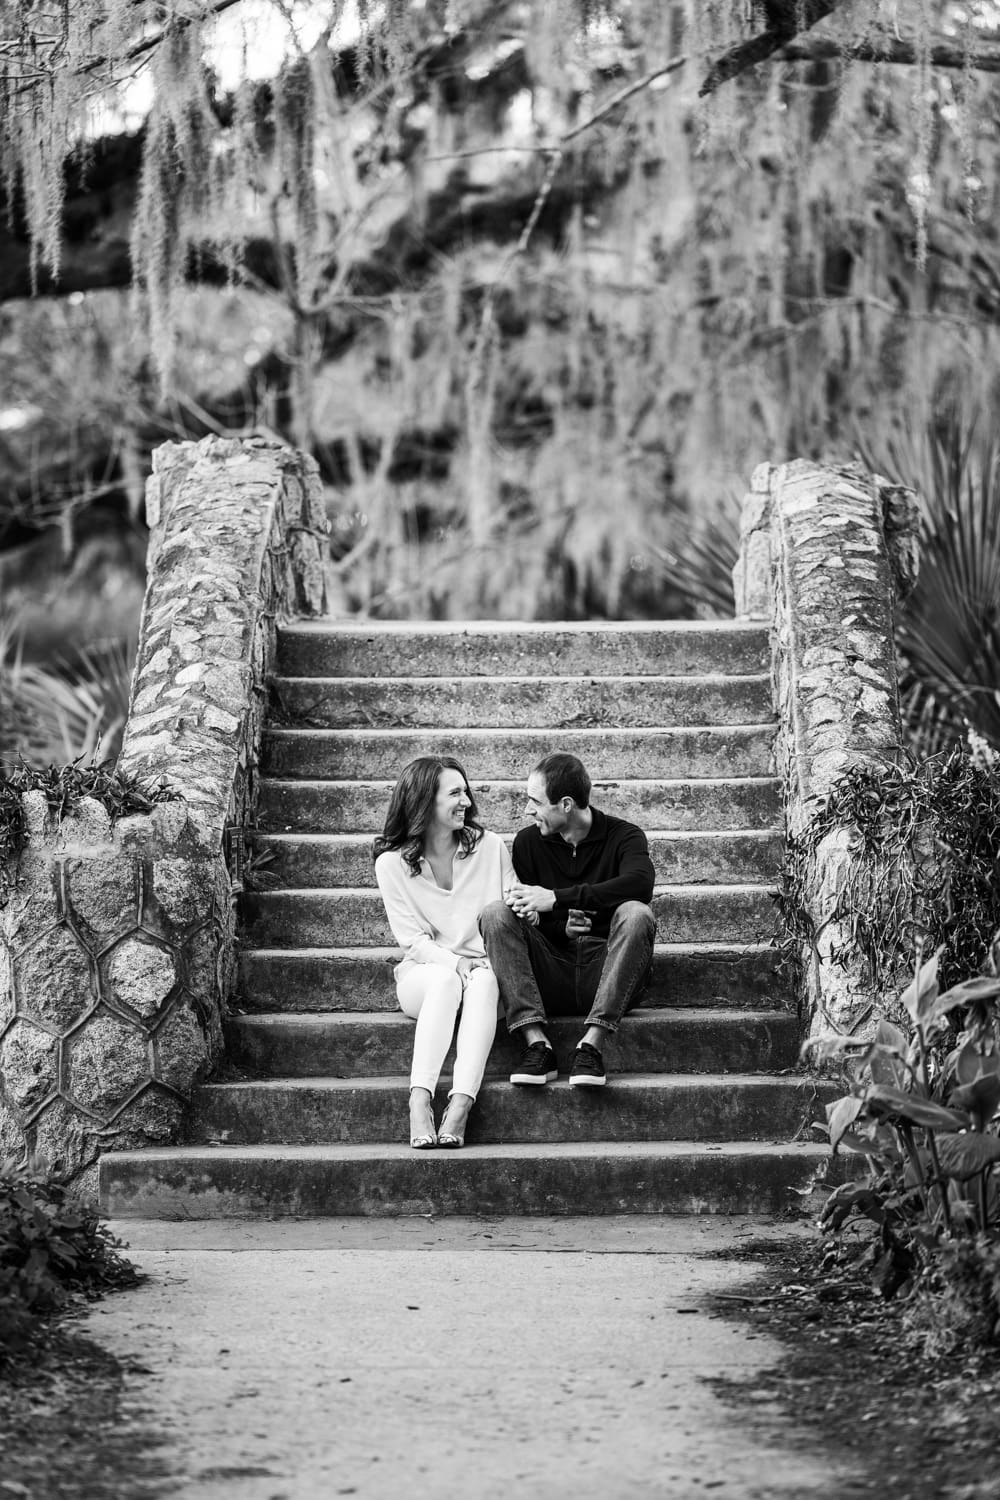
[0,436,328,1195]
[734,459,919,1044]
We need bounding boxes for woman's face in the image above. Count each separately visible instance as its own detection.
[432,767,471,833]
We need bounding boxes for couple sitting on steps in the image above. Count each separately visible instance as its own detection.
[373,751,656,1149]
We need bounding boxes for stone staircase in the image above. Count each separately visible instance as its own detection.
[100,621,828,1218]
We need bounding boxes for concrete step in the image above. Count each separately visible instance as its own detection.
[191,1074,822,1146]
[236,942,792,1012]
[257,777,782,834]
[261,726,775,781]
[270,674,773,729]
[99,1139,830,1218]
[240,885,777,948]
[249,830,783,889]
[276,620,770,680]
[225,1008,802,1078]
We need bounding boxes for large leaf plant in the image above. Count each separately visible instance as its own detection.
[814,940,1000,1321]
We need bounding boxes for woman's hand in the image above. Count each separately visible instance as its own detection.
[456,955,490,980]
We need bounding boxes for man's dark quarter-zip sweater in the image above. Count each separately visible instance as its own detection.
[511,806,655,952]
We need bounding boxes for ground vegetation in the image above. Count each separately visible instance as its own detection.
[0,1158,140,1356]
[0,1158,166,1498]
[812,938,1000,1331]
[708,1228,1000,1500]
[774,744,1000,1376]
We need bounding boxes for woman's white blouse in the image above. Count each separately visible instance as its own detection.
[374,831,514,968]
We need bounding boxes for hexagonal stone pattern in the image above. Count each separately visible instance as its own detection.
[112,1083,184,1147]
[152,857,214,929]
[0,1019,57,1118]
[107,936,178,1019]
[13,924,96,1034]
[154,1002,207,1095]
[67,1012,151,1120]
[31,1096,91,1180]
[65,854,139,943]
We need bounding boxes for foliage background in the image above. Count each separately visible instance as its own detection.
[2,1,1000,763]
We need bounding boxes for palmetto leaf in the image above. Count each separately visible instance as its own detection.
[1,615,134,771]
[648,503,740,620]
[870,415,1000,754]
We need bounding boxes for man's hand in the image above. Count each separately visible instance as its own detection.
[505,881,556,918]
[565,908,594,939]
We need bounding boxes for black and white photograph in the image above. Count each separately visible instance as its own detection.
[2,3,1000,1496]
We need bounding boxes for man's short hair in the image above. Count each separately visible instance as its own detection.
[534,751,591,809]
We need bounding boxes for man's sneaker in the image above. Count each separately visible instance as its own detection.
[509,1040,558,1085]
[568,1042,607,1088]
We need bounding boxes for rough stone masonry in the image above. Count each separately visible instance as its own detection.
[0,436,328,1197]
[734,458,919,1045]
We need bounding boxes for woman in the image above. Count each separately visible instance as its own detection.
[373,756,513,1149]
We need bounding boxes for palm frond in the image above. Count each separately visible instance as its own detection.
[0,615,135,773]
[868,415,1000,754]
[646,502,740,621]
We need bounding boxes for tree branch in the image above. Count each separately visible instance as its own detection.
[4,0,246,97]
[700,4,1000,93]
[776,34,1000,74]
[562,56,688,142]
[698,0,842,96]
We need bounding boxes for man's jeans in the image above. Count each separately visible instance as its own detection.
[479,900,655,1036]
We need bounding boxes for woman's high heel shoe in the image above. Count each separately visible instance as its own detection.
[409,1088,437,1149]
[438,1094,473,1149]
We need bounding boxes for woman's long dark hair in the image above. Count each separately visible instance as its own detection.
[372,756,484,876]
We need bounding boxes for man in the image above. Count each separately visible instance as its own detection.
[479,750,656,1088]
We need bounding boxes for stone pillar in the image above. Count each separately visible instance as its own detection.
[734,460,919,1045]
[0,436,328,1195]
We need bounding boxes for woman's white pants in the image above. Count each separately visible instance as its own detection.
[396,964,499,1100]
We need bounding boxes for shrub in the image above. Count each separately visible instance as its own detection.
[0,1160,140,1365]
[778,748,1000,1004]
[903,1235,1000,1357]
[813,938,1000,1351]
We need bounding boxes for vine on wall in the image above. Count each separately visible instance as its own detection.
[777,749,1000,1017]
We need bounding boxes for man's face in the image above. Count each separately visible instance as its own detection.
[525,771,570,837]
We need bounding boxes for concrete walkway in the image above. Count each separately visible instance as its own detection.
[90,1216,863,1500]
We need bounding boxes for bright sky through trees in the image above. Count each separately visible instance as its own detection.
[90,0,364,132]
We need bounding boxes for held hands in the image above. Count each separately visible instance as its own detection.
[505,881,556,921]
